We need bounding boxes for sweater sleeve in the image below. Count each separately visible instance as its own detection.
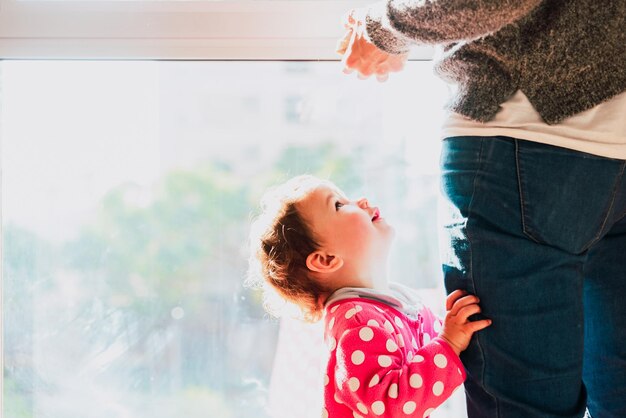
[364,0,543,53]
[333,323,465,417]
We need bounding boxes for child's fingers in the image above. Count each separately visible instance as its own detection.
[453,303,482,320]
[448,294,480,316]
[467,318,492,333]
[446,289,467,310]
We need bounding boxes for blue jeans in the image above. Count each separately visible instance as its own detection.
[440,136,626,418]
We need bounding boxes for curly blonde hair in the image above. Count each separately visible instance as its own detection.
[247,175,332,322]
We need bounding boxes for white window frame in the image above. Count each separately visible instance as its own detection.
[0,0,434,60]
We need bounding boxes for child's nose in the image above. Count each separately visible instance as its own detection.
[357,198,369,208]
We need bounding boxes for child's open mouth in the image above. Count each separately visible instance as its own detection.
[372,208,381,222]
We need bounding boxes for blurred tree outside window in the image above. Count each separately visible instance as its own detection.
[1,60,465,418]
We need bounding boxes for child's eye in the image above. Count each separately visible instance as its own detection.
[335,201,344,210]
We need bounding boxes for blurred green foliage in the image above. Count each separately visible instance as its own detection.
[2,142,371,418]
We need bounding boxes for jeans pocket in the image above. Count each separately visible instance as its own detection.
[516,140,623,253]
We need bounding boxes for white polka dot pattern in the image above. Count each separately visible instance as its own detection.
[322,301,465,418]
[348,377,360,392]
[352,350,365,365]
[378,355,392,367]
[409,373,423,388]
[328,337,336,351]
[396,334,405,348]
[345,308,358,319]
[434,354,447,368]
[403,401,417,414]
[432,381,444,396]
[367,319,380,327]
[394,316,404,328]
[383,320,394,333]
[388,383,398,399]
[386,339,398,352]
[371,401,385,415]
[359,327,374,342]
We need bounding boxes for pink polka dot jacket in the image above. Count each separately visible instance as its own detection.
[322,296,466,417]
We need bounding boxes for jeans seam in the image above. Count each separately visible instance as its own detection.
[515,139,542,245]
[611,163,626,221]
[581,160,626,251]
[466,137,500,417]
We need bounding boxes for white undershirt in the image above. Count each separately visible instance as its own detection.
[441,90,626,160]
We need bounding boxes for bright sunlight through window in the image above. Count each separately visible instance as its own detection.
[1,60,465,418]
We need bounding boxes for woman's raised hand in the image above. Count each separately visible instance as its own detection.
[336,9,409,82]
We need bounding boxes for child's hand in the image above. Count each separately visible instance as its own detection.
[439,289,492,356]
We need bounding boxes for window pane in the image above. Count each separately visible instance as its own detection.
[1,60,463,418]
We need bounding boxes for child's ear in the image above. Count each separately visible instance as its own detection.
[306,251,343,274]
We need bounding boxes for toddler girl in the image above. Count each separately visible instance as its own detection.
[248,175,491,417]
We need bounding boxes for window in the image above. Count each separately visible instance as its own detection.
[0,0,434,60]
[1,4,461,418]
[1,59,466,418]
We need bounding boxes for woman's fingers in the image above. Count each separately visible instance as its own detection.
[341,9,356,28]
[387,53,408,72]
[340,31,404,81]
[336,29,353,55]
[338,7,408,82]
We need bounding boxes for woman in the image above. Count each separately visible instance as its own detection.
[337,1,626,417]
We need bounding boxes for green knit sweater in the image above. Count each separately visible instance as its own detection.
[365,0,626,124]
